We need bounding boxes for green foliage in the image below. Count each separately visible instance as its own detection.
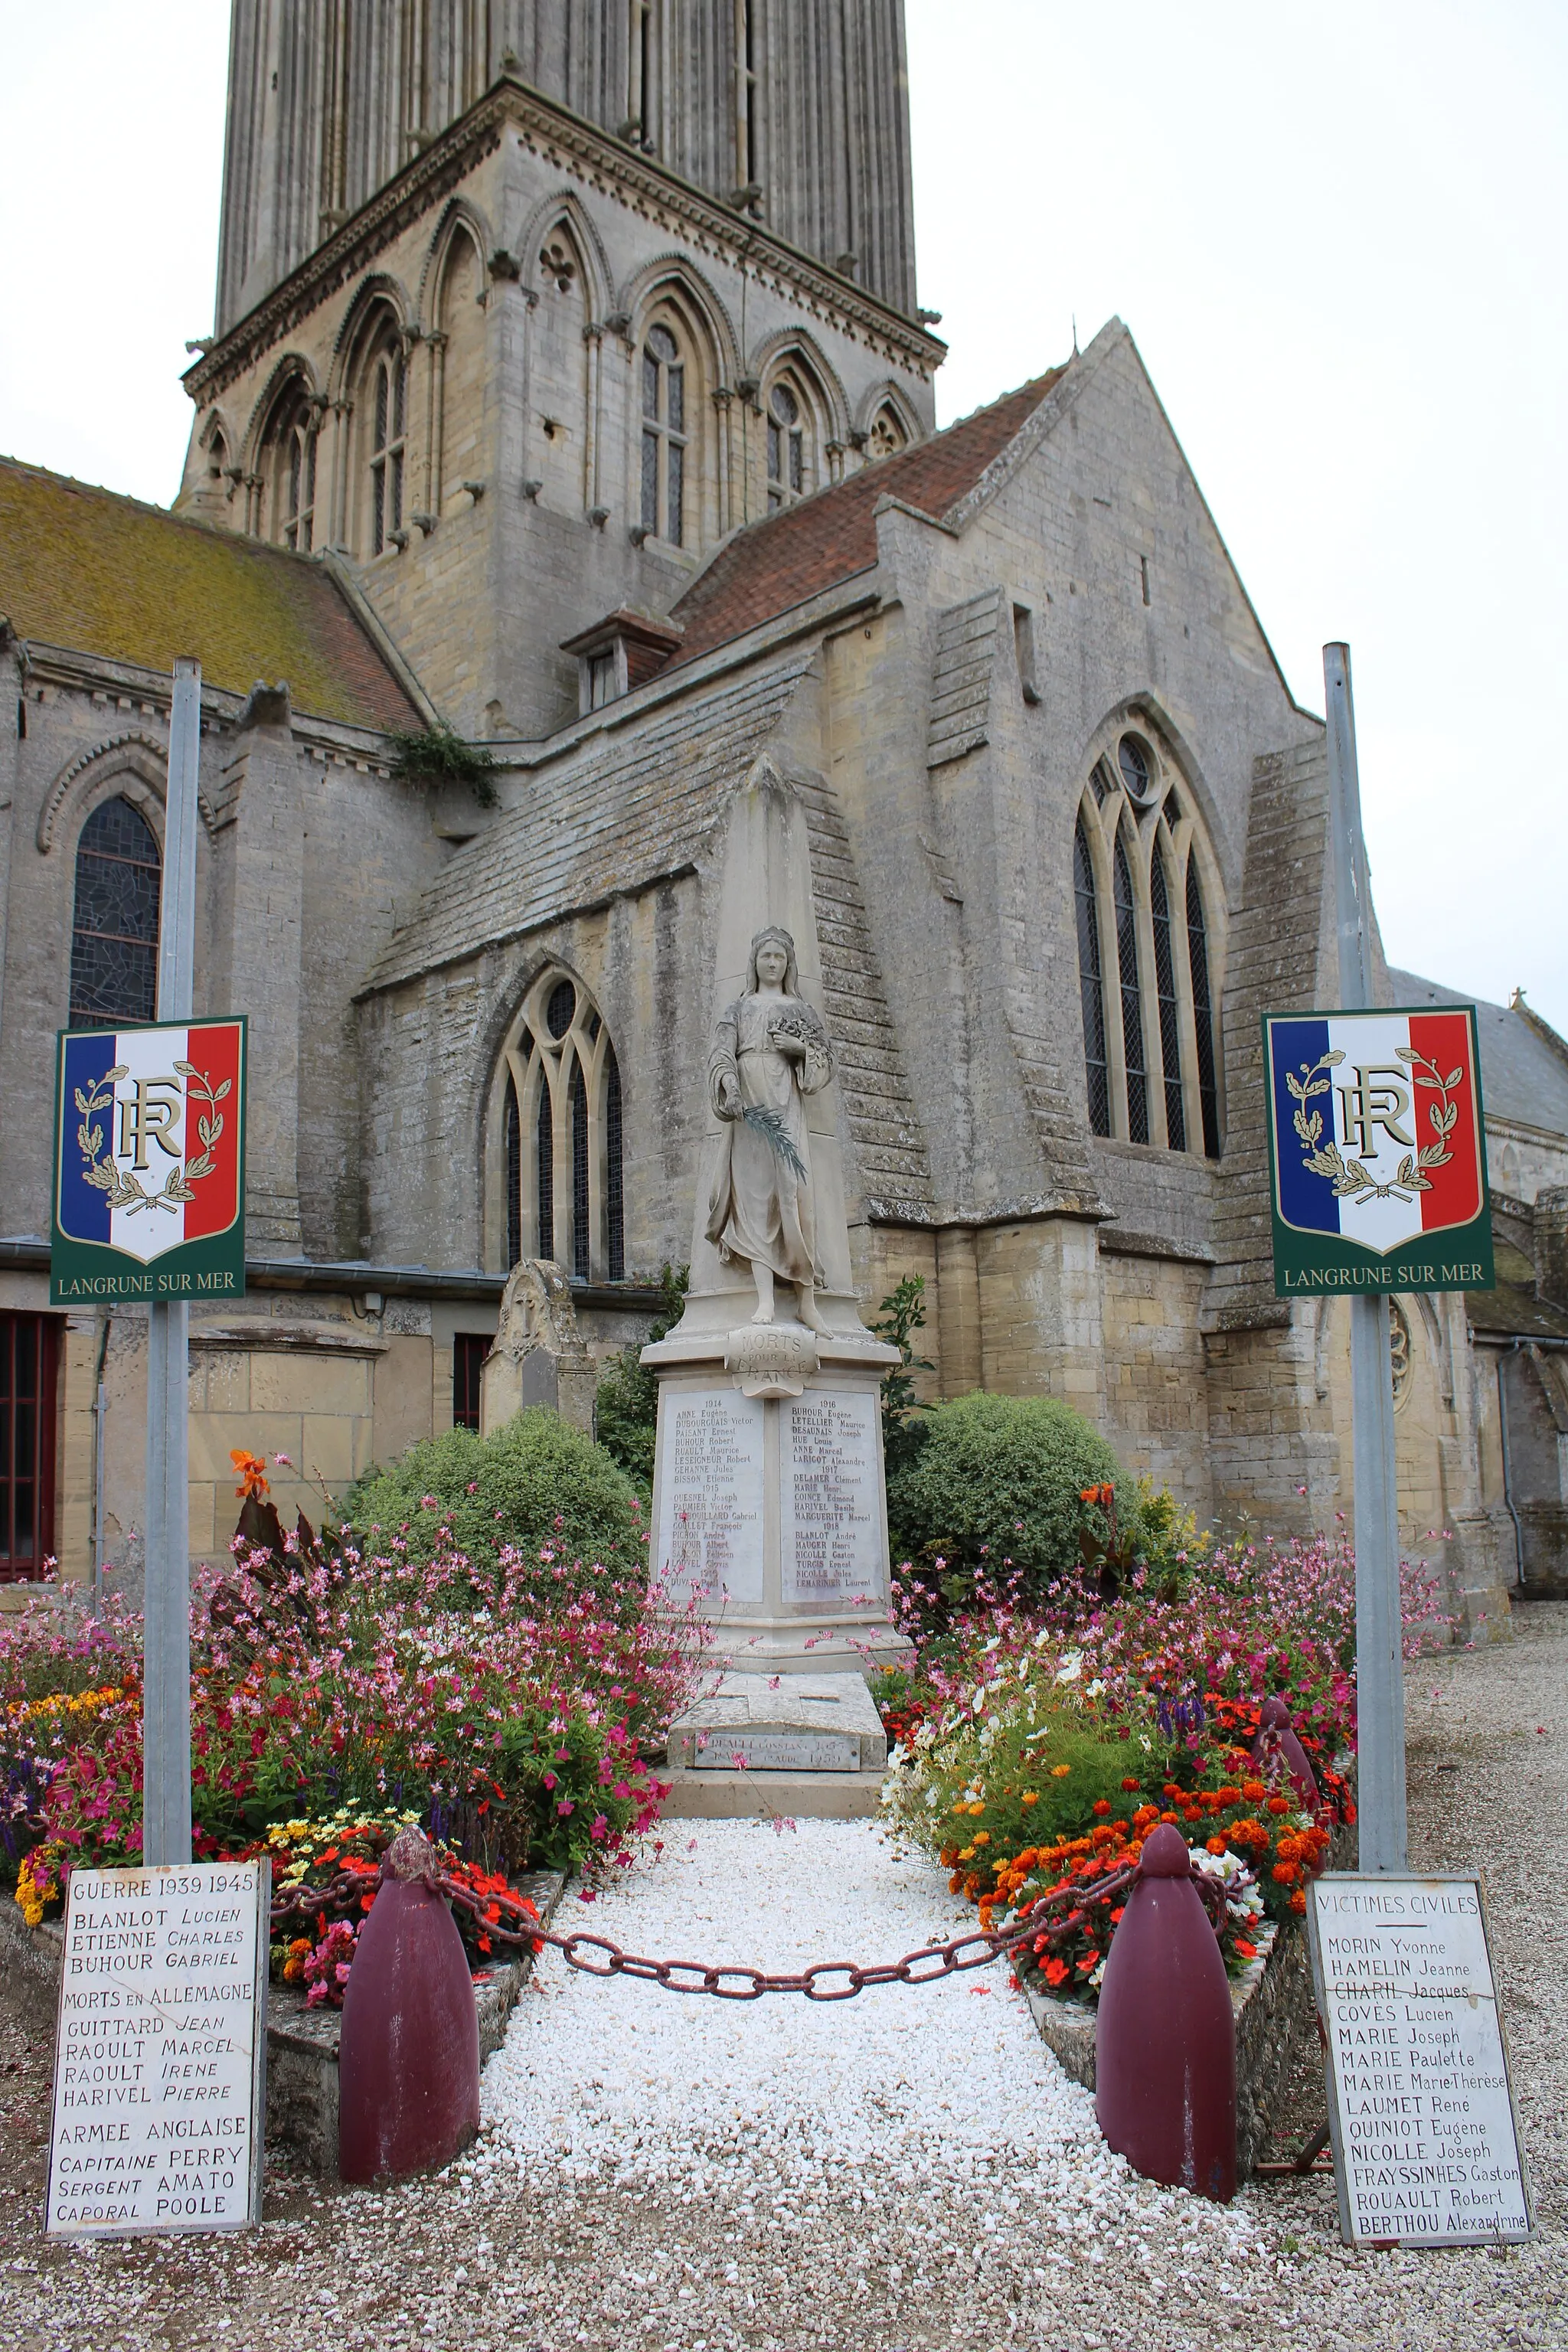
[386,720,499,807]
[887,1391,1130,1609]
[882,1679,1151,1868]
[341,1409,641,1596]
[1130,1476,1211,1598]
[593,1264,689,1488]
[872,1273,935,1474]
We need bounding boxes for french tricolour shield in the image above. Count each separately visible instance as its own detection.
[1263,1006,1493,1297]
[51,1019,247,1305]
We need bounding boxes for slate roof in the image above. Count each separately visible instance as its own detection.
[366,654,819,991]
[1387,969,1568,1139]
[666,369,1067,668]
[0,459,420,732]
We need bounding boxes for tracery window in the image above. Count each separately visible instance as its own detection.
[367,338,407,555]
[766,381,805,508]
[70,797,161,1028]
[641,323,686,545]
[492,971,627,1280]
[1071,733,1223,1156]
[264,386,318,552]
[867,405,908,459]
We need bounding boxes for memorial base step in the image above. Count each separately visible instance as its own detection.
[655,1764,888,1818]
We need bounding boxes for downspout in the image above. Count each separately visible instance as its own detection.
[1496,1340,1524,1589]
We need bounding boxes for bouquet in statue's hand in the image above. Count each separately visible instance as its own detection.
[766,1001,826,1057]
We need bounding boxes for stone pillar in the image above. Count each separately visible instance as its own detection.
[935,1224,982,1397]
[479,1259,596,1436]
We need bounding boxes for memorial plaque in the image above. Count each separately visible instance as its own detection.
[46,1860,269,2237]
[655,1387,766,1609]
[1308,1873,1530,2246]
[781,1390,881,1607]
[690,1729,860,1772]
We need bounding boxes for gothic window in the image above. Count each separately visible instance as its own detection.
[867,404,908,459]
[367,338,407,555]
[1073,742,1222,1155]
[641,323,686,545]
[1113,830,1148,1145]
[263,384,318,552]
[70,797,161,1029]
[626,0,658,147]
[492,970,628,1279]
[766,381,805,508]
[1186,856,1221,1157]
[1073,818,1110,1138]
[1150,846,1185,1152]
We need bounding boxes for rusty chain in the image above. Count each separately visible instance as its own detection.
[270,1854,1197,2000]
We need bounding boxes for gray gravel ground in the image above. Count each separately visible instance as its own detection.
[0,1602,1563,2352]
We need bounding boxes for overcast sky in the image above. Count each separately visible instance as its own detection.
[2,3,1563,1031]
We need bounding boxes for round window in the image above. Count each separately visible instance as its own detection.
[770,383,799,427]
[1117,733,1154,799]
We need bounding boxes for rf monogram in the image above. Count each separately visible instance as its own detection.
[116,1076,185,1170]
[1335,1066,1416,1159]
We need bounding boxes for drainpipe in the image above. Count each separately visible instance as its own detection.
[90,1312,111,1613]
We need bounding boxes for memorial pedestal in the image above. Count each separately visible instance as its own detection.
[660,1671,889,1820]
[643,1315,913,1681]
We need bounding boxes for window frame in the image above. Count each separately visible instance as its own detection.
[69,794,162,1031]
[487,970,628,1279]
[640,320,688,548]
[365,336,408,557]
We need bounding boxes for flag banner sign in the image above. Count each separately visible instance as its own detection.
[51,1019,247,1305]
[1263,1006,1492,1296]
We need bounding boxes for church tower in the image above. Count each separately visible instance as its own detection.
[181,3,942,738]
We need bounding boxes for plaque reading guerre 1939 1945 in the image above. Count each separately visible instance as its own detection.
[1308,1873,1530,2246]
[46,1861,269,2238]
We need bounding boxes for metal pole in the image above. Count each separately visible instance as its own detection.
[1323,642,1406,1873]
[142,657,201,1867]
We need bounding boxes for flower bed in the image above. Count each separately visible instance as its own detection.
[2,1435,710,2012]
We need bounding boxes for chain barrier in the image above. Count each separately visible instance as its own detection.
[272,1850,1228,2002]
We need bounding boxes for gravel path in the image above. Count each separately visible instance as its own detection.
[0,1604,1563,2351]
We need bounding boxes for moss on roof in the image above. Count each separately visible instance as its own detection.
[0,459,418,731]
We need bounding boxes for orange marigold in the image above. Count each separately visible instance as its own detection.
[1266,1795,1292,1815]
[1243,1780,1267,1802]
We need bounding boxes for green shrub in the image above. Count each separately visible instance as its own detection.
[887,1391,1129,1606]
[342,1409,642,1596]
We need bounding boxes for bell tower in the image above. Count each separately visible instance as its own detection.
[216,2,921,335]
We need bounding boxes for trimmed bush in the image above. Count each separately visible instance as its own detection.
[342,1409,642,1596]
[887,1391,1130,1605]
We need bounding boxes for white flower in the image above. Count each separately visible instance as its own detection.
[1086,1677,1106,1698]
[1054,1652,1083,1684]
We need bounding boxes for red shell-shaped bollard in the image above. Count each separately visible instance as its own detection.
[1095,1823,1236,2203]
[338,1829,480,2184]
[1253,1694,1320,1812]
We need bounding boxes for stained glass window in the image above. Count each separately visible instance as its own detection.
[605,1047,625,1280]
[766,381,805,508]
[1074,820,1110,1138]
[1114,831,1148,1144]
[498,975,627,1279]
[505,1074,522,1269]
[1151,848,1186,1152]
[70,797,160,1028]
[536,1081,554,1259]
[1187,858,1220,1158]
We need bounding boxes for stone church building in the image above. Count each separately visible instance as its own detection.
[2,2,1566,1623]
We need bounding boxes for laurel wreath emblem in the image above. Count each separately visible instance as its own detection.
[1285,1046,1461,1204]
[74,1063,231,1217]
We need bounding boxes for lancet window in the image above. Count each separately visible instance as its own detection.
[70,797,161,1028]
[640,323,687,546]
[366,336,407,556]
[1071,731,1223,1156]
[493,971,626,1282]
[262,384,318,552]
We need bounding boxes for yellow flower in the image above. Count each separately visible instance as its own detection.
[1021,1792,1039,1807]
[1051,1764,1072,1779]
[967,1801,985,1815]
[972,1831,990,1847]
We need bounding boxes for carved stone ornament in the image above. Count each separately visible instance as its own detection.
[724,1321,819,1399]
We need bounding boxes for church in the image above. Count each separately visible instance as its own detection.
[2,2,1566,1626]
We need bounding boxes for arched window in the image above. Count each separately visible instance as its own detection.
[1073,735,1223,1156]
[492,970,627,1279]
[70,798,161,1028]
[262,383,318,552]
[1112,829,1148,1145]
[1073,818,1109,1138]
[366,336,407,555]
[1149,847,1185,1152]
[766,382,805,508]
[867,403,908,459]
[1186,856,1220,1158]
[641,323,686,545]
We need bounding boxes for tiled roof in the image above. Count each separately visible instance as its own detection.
[0,460,420,732]
[365,655,819,991]
[667,369,1067,668]
[1387,969,1568,1139]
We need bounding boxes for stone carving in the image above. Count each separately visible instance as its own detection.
[705,926,833,1332]
[479,1256,596,1434]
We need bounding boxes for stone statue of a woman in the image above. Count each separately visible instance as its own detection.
[706,926,833,1331]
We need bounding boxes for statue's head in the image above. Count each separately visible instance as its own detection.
[747,926,799,993]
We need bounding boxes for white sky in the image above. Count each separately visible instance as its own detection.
[2,2,1563,1031]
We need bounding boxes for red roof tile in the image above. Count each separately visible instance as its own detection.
[668,368,1066,668]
